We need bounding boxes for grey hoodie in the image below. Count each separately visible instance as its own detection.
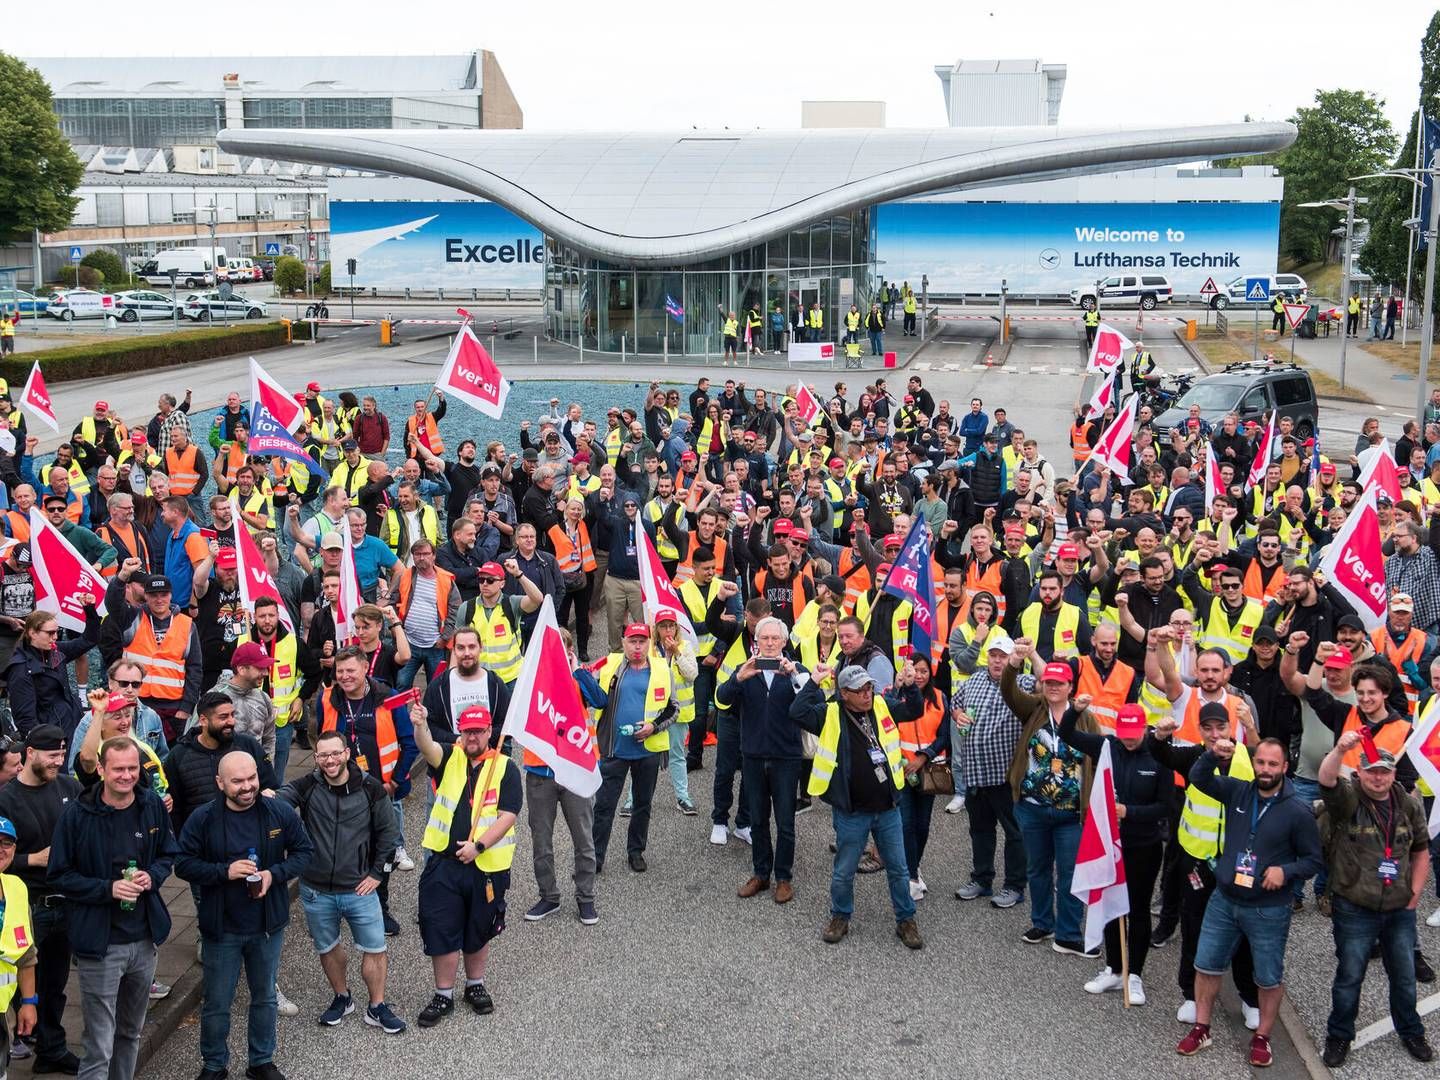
[209,676,277,760]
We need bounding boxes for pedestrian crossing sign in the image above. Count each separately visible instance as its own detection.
[1245,277,1270,302]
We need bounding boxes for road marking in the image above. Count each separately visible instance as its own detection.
[1376,404,1389,412]
[1352,990,1440,1049]
[913,362,931,371]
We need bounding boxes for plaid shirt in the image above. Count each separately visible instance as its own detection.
[955,668,1035,789]
[157,408,192,457]
[1386,546,1440,633]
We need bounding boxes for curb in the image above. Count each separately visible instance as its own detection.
[1175,326,1212,374]
[1279,991,1332,1080]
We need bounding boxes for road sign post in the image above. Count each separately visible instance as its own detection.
[1283,303,1309,364]
[1199,276,1219,328]
[1245,277,1271,362]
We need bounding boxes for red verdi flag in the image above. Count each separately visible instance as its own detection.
[28,508,107,631]
[436,324,511,419]
[1086,323,1133,375]
[248,357,306,434]
[1083,375,1114,422]
[1087,393,1137,480]
[1246,412,1276,488]
[502,598,601,797]
[1205,448,1224,513]
[793,380,822,427]
[1070,741,1129,953]
[233,521,295,632]
[1357,443,1402,503]
[634,518,697,648]
[20,362,58,433]
[1318,484,1386,629]
[1406,697,1440,837]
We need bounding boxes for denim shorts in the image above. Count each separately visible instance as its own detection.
[1194,889,1293,988]
[299,883,387,955]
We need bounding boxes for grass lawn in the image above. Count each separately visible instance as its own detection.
[1191,328,1374,403]
[1279,259,1342,301]
[1363,340,1433,379]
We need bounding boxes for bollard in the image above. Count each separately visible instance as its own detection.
[281,318,292,345]
[1186,319,1197,341]
[621,333,627,363]
[1003,316,1011,341]
[380,319,391,346]
[533,335,539,363]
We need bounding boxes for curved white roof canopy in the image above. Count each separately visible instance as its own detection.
[219,123,1295,266]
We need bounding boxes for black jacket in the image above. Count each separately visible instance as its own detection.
[1059,706,1167,847]
[48,785,178,960]
[175,793,313,939]
[420,668,512,776]
[278,763,396,893]
[4,608,102,738]
[162,730,279,832]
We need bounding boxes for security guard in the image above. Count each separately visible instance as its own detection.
[807,301,824,343]
[1272,293,1287,334]
[722,312,739,361]
[746,305,765,356]
[1128,341,1156,395]
[0,311,16,356]
[844,304,862,345]
[411,703,520,1027]
[1083,306,1100,350]
[902,291,918,337]
[330,440,373,499]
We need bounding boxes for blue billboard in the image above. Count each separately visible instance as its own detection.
[875,201,1280,295]
[329,200,544,290]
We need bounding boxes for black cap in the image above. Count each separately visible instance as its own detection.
[819,574,845,598]
[341,439,358,452]
[1336,614,1366,632]
[983,431,999,443]
[1252,624,1280,644]
[479,463,501,478]
[24,724,65,751]
[1198,702,1231,728]
[142,574,172,594]
[41,494,66,508]
[521,448,539,462]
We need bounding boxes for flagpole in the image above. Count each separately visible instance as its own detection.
[1119,914,1131,1008]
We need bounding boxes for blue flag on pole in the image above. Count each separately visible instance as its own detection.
[1310,424,1322,473]
[248,400,328,480]
[882,516,935,661]
[664,294,684,320]
[1419,115,1439,251]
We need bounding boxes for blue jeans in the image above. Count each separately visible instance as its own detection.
[742,756,802,882]
[1328,897,1423,1042]
[667,722,691,803]
[868,330,883,355]
[1015,799,1083,941]
[896,782,935,880]
[1288,778,1327,898]
[1194,891,1293,989]
[947,709,967,798]
[711,708,750,830]
[830,804,915,923]
[272,722,294,782]
[396,644,447,691]
[299,885,387,955]
[200,929,285,1071]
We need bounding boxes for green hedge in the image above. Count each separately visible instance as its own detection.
[2,322,291,384]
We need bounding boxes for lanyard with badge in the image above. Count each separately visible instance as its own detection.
[1233,792,1275,888]
[845,709,888,783]
[1363,793,1400,886]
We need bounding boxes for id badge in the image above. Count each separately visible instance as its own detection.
[1187,869,1204,891]
[1234,850,1256,889]
[1378,858,1400,884]
[868,747,886,765]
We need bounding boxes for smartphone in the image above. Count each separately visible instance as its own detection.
[754,657,781,671]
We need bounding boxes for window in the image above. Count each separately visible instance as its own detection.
[1272,377,1310,408]
[1141,276,1168,287]
[95,193,124,227]
[1239,386,1270,415]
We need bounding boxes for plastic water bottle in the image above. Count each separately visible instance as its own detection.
[120,860,137,911]
[618,724,638,738]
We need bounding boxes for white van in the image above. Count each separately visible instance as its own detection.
[140,247,227,288]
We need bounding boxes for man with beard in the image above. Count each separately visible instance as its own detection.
[419,627,512,769]
[162,693,279,835]
[237,597,320,781]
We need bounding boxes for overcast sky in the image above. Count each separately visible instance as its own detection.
[13,0,1433,139]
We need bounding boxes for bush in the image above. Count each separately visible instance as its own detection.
[80,249,126,288]
[56,265,102,290]
[1,322,291,384]
[315,261,331,295]
[273,255,306,295]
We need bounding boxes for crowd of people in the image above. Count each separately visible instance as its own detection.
[0,361,1433,1076]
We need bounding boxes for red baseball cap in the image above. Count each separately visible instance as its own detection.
[772,519,793,536]
[230,642,273,669]
[457,704,493,732]
[306,381,321,392]
[94,400,109,412]
[1324,646,1354,668]
[876,562,893,575]
[1041,662,1074,684]
[1114,703,1147,739]
[904,394,915,403]
[130,430,146,445]
[478,561,505,579]
[882,533,903,549]
[623,623,651,639]
[680,450,697,462]
[1319,462,1336,477]
[788,528,809,542]
[828,457,844,468]
[571,450,591,464]
[1056,543,1081,561]
[654,609,680,624]
[105,692,132,713]
[215,547,238,570]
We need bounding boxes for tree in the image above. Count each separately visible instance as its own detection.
[0,52,84,243]
[272,255,305,295]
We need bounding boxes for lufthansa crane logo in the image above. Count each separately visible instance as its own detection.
[1039,248,1060,270]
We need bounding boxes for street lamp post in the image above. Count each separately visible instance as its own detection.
[1299,189,1366,389]
[1417,148,1440,429]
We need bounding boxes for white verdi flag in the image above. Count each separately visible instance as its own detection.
[1317,484,1387,630]
[1070,741,1129,953]
[1086,323,1133,375]
[634,516,697,648]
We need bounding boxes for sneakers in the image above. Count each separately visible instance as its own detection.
[524,899,561,922]
[628,852,647,873]
[1083,967,1123,994]
[149,979,172,1001]
[944,795,966,813]
[676,799,697,816]
[364,1002,406,1035]
[382,912,402,937]
[709,824,728,846]
[31,1050,78,1073]
[1176,1023,1212,1056]
[1150,923,1175,949]
[1249,1033,1272,1068]
[821,915,850,944]
[1415,950,1436,984]
[990,888,1023,909]
[275,987,299,1017]
[244,1066,286,1080]
[1242,1002,1260,1031]
[9,1036,32,1060]
[1176,1000,1196,1025]
[619,804,632,818]
[319,992,355,1026]
[394,847,415,872]
[463,982,494,1015]
[1020,926,1053,944]
[578,900,599,925]
[1427,907,1440,928]
[1127,975,1146,1006]
[908,879,924,901]
[896,919,924,950]
[1402,1034,1435,1062]
[1322,1037,1350,1068]
[954,881,992,901]
[733,826,752,845]
[1053,939,1100,959]
[416,993,454,1028]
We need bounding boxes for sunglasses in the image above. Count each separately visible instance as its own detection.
[113,679,142,689]
[476,576,500,585]
[1220,582,1242,590]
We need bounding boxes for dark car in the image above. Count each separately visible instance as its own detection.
[254,258,276,281]
[1152,362,1318,441]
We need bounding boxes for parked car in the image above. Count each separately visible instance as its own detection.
[1214,273,1309,309]
[46,289,116,321]
[1070,274,1174,311]
[0,288,50,315]
[253,258,276,281]
[182,291,267,321]
[1151,362,1318,440]
[222,257,262,283]
[113,290,182,321]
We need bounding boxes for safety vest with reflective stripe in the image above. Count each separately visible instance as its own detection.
[78,415,127,451]
[2,511,28,543]
[797,634,841,685]
[383,505,440,555]
[406,413,445,456]
[808,307,823,330]
[96,522,149,578]
[123,613,193,701]
[897,689,945,764]
[1200,596,1264,664]
[836,546,871,614]
[164,445,201,495]
[566,472,602,500]
[1370,627,1425,717]
[1074,655,1136,733]
[605,426,623,467]
[673,533,728,587]
[241,630,301,723]
[549,521,597,574]
[809,699,904,796]
[396,566,455,640]
[658,646,695,724]
[1018,602,1082,671]
[948,621,1000,690]
[677,577,721,657]
[853,589,912,671]
[229,487,273,534]
[1070,421,1093,463]
[331,457,372,499]
[1172,688,1242,786]
[1242,559,1286,606]
[1338,708,1412,776]
[594,654,673,753]
[964,557,1007,623]
[421,747,516,872]
[59,459,89,498]
[320,693,402,785]
[643,500,680,560]
[468,599,522,683]
[1178,741,1254,859]
[0,874,33,1014]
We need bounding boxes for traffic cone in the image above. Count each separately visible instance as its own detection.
[985,354,994,367]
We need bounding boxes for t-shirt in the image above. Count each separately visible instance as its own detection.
[0,776,81,893]
[221,804,263,935]
[360,643,400,688]
[1297,687,1353,781]
[351,535,399,599]
[611,665,652,760]
[404,573,441,648]
[441,748,523,859]
[843,709,892,812]
[447,671,491,731]
[0,566,34,634]
[108,800,149,944]
[197,583,247,665]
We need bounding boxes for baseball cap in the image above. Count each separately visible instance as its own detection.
[983,431,999,443]
[795,430,813,442]
[828,457,845,469]
[837,667,876,691]
[882,533,903,549]
[24,724,65,752]
[479,462,502,478]
[772,519,793,537]
[1198,702,1231,729]
[680,450,697,462]
[1252,624,1280,644]
[214,547,237,570]
[876,562,893,576]
[130,430,146,445]
[654,608,680,624]
[1114,704,1148,739]
[788,528,810,543]
[105,692,131,713]
[623,623,650,639]
[1056,543,1081,561]
[320,532,344,551]
[1324,646,1355,668]
[231,642,273,670]
[478,561,505,580]
[42,494,67,508]
[94,400,108,412]
[142,574,171,594]
[1319,462,1337,477]
[457,704,493,732]
[0,817,15,842]
[1336,614,1366,632]
[1360,748,1398,771]
[819,574,845,598]
[341,439,358,452]
[938,459,960,472]
[985,634,1015,656]
[522,448,539,462]
[306,381,321,392]
[904,394,915,403]
[1041,662,1073,684]
[1390,592,1414,613]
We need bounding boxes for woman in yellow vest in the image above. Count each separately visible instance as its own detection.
[653,611,698,814]
[0,815,38,1055]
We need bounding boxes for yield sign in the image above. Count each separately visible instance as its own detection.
[1283,303,1309,330]
[1199,276,1219,297]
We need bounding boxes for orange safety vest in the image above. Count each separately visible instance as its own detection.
[1172,689,1241,786]
[1242,560,1286,606]
[962,557,1007,623]
[320,693,402,785]
[1338,708,1413,774]
[549,521,597,574]
[3,510,28,543]
[1071,421,1093,462]
[897,688,946,765]
[1371,627,1425,717]
[97,522,149,578]
[123,612,194,702]
[836,547,872,614]
[396,565,455,639]
[1074,655,1136,733]
[752,568,809,625]
[165,445,202,495]
[407,413,445,456]
[219,442,247,485]
[673,533,728,586]
[932,599,963,665]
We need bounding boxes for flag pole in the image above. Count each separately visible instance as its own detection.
[1119,914,1131,1008]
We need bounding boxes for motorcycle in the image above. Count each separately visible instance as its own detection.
[1137,371,1195,414]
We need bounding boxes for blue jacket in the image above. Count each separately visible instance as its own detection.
[594,506,640,580]
[715,661,808,759]
[164,517,202,606]
[175,792,313,940]
[49,785,178,960]
[958,411,989,455]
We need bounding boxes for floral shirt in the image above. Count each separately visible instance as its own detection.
[1020,721,1085,812]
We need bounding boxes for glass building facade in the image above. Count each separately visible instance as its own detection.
[543,210,875,355]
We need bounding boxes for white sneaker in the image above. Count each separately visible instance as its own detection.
[1242,1002,1260,1030]
[914,874,927,896]
[1428,907,1440,928]
[1127,975,1146,1006]
[1084,967,1123,994]
[909,879,925,901]
[1176,999,1196,1024]
[276,986,299,1017]
[733,826,752,845]
[944,795,966,814]
[709,824,728,846]
[394,847,415,872]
